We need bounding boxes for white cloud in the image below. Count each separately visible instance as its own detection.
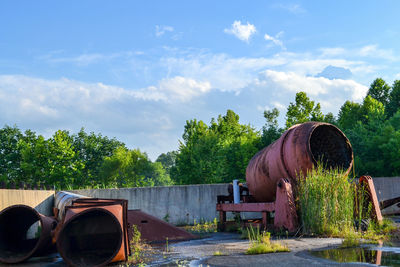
[155,25,174,37]
[272,101,286,110]
[224,20,256,43]
[319,47,347,57]
[264,31,285,49]
[43,51,138,66]
[258,70,368,101]
[274,3,306,14]
[136,76,212,102]
[358,45,395,61]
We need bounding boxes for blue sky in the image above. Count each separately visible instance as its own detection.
[1,1,400,159]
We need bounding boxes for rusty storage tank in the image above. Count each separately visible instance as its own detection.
[0,205,57,264]
[246,122,353,202]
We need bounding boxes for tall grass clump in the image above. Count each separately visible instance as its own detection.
[298,165,354,236]
[245,226,289,255]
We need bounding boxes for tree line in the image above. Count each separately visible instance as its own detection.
[0,128,172,189]
[1,77,399,189]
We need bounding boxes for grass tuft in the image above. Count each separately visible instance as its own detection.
[213,250,225,256]
[245,226,289,255]
[184,218,218,234]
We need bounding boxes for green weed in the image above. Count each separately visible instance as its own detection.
[127,225,152,265]
[245,226,289,255]
[185,218,218,234]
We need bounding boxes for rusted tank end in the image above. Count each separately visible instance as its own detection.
[57,208,122,267]
[0,205,57,264]
[309,124,353,171]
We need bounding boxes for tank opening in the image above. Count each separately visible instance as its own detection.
[57,209,122,266]
[0,206,41,263]
[310,125,353,171]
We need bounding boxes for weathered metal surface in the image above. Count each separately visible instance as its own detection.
[0,205,57,264]
[380,196,400,210]
[274,178,298,232]
[55,195,129,267]
[216,202,275,212]
[127,210,196,243]
[359,176,383,222]
[57,208,123,267]
[54,191,87,220]
[246,122,353,202]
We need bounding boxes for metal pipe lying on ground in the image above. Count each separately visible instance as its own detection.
[0,205,57,264]
[55,195,129,267]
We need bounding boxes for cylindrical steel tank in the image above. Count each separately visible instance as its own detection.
[0,205,57,264]
[246,122,353,202]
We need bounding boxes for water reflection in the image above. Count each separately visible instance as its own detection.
[311,245,400,266]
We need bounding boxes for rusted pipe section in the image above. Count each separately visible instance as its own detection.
[0,205,57,264]
[57,208,123,267]
[56,196,129,266]
[246,122,353,202]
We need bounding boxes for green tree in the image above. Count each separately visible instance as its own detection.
[387,80,400,118]
[261,108,283,147]
[72,128,124,187]
[99,147,171,188]
[18,131,50,186]
[172,110,261,185]
[47,130,84,189]
[156,151,178,174]
[337,101,362,129]
[285,92,325,128]
[367,78,391,107]
[0,125,23,184]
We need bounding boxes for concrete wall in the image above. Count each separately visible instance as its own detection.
[72,184,231,225]
[1,177,399,222]
[373,177,400,214]
[0,189,55,216]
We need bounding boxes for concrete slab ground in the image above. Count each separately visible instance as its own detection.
[149,232,376,266]
[0,233,388,266]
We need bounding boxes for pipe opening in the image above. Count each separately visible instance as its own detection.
[310,125,353,171]
[0,206,41,263]
[57,209,122,266]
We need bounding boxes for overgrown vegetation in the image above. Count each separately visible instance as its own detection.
[127,225,152,266]
[298,164,397,244]
[184,218,218,234]
[298,165,354,236]
[245,226,289,255]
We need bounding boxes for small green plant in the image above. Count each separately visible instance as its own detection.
[245,226,289,255]
[185,218,218,234]
[213,250,225,256]
[127,225,151,265]
[163,213,170,223]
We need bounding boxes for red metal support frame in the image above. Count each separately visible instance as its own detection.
[359,175,383,222]
[216,178,298,232]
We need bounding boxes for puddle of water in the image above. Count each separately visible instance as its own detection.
[310,245,400,266]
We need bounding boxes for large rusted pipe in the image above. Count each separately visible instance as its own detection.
[56,208,123,267]
[246,122,353,202]
[0,205,57,264]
